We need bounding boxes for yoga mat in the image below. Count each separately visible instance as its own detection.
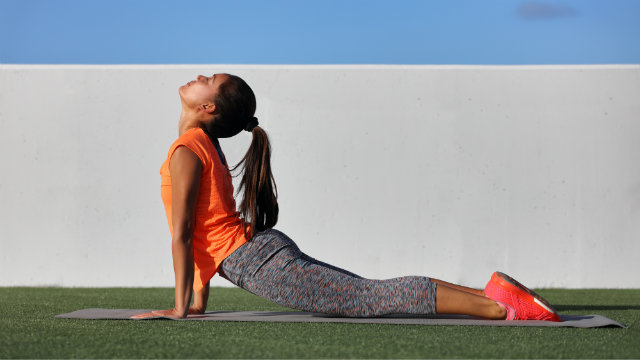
[55,309,626,328]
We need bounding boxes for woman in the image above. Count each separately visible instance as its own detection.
[133,73,560,322]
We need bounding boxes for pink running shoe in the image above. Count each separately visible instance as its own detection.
[484,271,561,322]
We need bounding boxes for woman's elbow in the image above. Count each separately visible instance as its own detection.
[172,225,194,246]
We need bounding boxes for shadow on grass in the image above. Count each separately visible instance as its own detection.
[555,305,640,311]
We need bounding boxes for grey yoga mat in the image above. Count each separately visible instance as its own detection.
[55,309,626,328]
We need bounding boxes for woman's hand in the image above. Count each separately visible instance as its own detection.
[131,306,201,319]
[131,308,187,320]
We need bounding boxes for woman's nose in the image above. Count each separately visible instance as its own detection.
[197,75,206,81]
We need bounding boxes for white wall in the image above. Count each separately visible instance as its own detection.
[1,64,639,289]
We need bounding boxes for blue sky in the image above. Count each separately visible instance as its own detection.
[1,0,639,64]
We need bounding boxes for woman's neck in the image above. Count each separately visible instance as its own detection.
[178,110,203,136]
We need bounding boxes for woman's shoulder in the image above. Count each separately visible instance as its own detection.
[169,127,213,165]
[175,127,210,144]
[171,127,213,149]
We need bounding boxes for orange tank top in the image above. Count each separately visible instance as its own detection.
[160,127,251,292]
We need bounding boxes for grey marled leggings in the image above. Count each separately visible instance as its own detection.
[219,228,437,317]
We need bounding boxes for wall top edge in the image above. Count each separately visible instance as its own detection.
[1,64,639,70]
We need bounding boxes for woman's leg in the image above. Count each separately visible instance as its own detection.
[299,253,364,279]
[431,278,486,297]
[429,279,505,318]
[220,229,504,319]
[436,284,505,319]
[220,229,435,317]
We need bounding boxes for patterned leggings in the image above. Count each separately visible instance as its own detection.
[219,228,437,317]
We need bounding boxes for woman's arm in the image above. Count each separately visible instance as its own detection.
[168,146,202,317]
[133,146,202,320]
[189,281,210,314]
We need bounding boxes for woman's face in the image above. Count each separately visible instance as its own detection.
[179,73,228,110]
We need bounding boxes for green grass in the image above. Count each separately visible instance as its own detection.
[0,287,638,359]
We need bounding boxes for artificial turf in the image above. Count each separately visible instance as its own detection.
[0,287,637,359]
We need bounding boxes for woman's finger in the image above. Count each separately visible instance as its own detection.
[130,312,159,319]
[152,309,185,319]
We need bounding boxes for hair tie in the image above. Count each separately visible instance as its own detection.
[245,117,259,132]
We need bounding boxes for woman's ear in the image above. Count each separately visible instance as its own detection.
[200,103,217,114]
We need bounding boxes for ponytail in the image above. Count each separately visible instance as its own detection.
[230,125,279,238]
[207,73,279,238]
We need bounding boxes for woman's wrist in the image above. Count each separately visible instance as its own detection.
[175,306,189,317]
[188,305,205,314]
[191,299,206,312]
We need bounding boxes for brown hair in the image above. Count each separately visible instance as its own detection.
[206,74,278,238]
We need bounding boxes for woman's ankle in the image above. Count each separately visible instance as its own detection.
[493,301,513,320]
